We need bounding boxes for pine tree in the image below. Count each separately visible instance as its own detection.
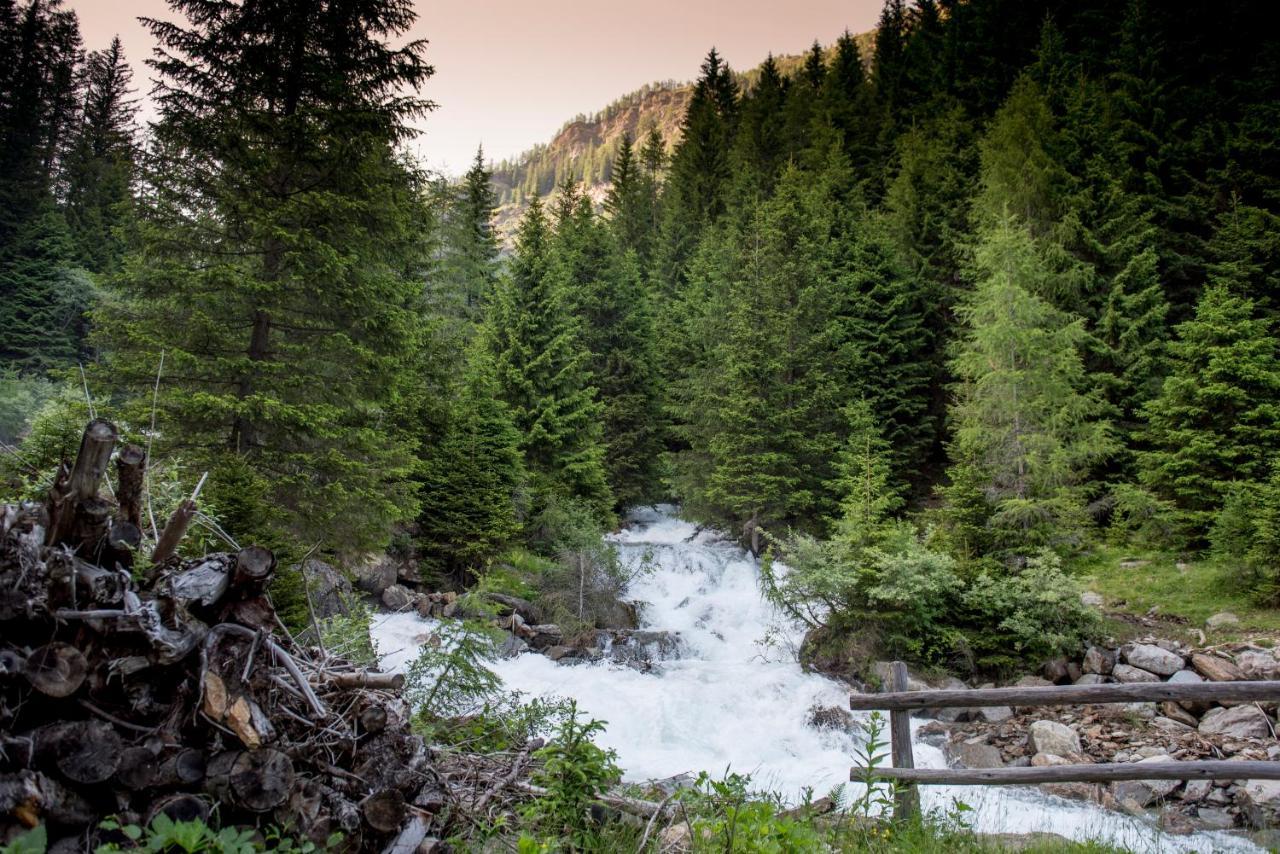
[1138,284,1280,538]
[487,197,612,519]
[94,0,435,554]
[417,346,526,582]
[729,54,787,202]
[62,35,137,274]
[831,398,903,545]
[948,217,1114,552]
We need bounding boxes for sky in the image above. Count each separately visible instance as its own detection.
[70,0,883,176]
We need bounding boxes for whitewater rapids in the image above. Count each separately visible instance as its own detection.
[372,506,1258,852]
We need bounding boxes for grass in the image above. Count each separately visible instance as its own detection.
[1070,542,1280,640]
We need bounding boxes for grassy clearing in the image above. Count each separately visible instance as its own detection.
[1070,543,1280,640]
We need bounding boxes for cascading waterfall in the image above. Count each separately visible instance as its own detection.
[372,506,1259,853]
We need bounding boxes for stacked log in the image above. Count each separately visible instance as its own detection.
[0,422,447,851]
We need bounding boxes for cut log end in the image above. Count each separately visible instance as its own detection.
[25,643,88,698]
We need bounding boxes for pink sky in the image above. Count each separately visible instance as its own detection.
[70,0,882,175]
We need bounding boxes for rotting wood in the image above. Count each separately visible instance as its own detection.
[114,444,146,529]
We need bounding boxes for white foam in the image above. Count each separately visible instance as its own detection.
[372,507,1259,852]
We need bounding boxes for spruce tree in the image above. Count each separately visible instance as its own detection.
[417,346,526,583]
[95,0,435,554]
[487,197,612,519]
[553,189,664,509]
[948,218,1114,552]
[434,145,500,322]
[62,35,137,274]
[1138,284,1280,538]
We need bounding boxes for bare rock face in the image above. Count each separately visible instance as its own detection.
[1028,720,1081,757]
[1112,663,1161,683]
[1122,643,1185,677]
[1198,704,1273,739]
[353,554,398,596]
[1190,652,1245,682]
[300,558,353,617]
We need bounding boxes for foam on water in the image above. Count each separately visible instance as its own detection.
[371,506,1259,852]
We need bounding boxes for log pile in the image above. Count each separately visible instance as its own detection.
[0,421,449,852]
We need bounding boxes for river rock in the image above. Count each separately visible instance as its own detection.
[1168,669,1203,684]
[974,705,1014,723]
[525,624,564,651]
[352,553,398,595]
[946,738,1005,769]
[600,629,682,669]
[807,704,856,734]
[1198,704,1273,738]
[1112,663,1161,683]
[1111,757,1182,807]
[1160,702,1200,728]
[545,645,579,662]
[497,634,529,658]
[1123,643,1185,676]
[1158,810,1196,835]
[1206,612,1241,631]
[1013,675,1054,688]
[1029,720,1081,757]
[916,720,951,748]
[1194,807,1236,830]
[1043,658,1070,684]
[380,583,415,611]
[1075,673,1107,685]
[1182,779,1213,801]
[1082,646,1115,675]
[1191,652,1245,682]
[1152,715,1195,733]
[1235,649,1280,680]
[1239,780,1280,828]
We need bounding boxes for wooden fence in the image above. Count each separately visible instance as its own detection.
[849,661,1280,821]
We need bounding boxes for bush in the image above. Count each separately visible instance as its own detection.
[962,549,1100,672]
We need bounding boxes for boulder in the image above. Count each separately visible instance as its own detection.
[1082,646,1116,675]
[1239,780,1280,829]
[1158,811,1195,836]
[915,720,951,748]
[946,739,1005,770]
[1206,612,1241,631]
[1168,669,1204,684]
[975,705,1014,723]
[1075,673,1108,685]
[525,624,564,651]
[806,705,857,734]
[1193,807,1236,830]
[1080,591,1104,608]
[352,554,398,595]
[1112,663,1161,683]
[497,634,529,658]
[1181,780,1213,802]
[1028,720,1082,757]
[1159,702,1200,728]
[545,645,579,662]
[602,630,683,668]
[1110,757,1182,807]
[1236,649,1280,680]
[299,558,353,617]
[380,584,415,611]
[1191,652,1245,682]
[1043,658,1071,684]
[1123,643,1185,677]
[1198,704,1273,739]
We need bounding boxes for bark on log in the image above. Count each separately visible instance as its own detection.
[151,499,196,564]
[206,749,294,812]
[170,558,231,607]
[327,671,405,691]
[856,760,1280,785]
[24,643,88,698]
[33,720,123,784]
[361,788,407,833]
[849,679,1280,710]
[114,444,146,529]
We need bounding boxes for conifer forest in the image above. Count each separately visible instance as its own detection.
[4,0,1280,851]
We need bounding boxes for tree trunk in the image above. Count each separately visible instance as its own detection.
[205,749,294,812]
[114,444,146,529]
[152,499,196,564]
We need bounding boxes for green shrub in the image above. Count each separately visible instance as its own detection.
[962,549,1099,671]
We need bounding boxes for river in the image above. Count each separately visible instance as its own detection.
[371,505,1258,852]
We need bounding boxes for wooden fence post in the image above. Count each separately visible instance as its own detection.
[889,661,920,822]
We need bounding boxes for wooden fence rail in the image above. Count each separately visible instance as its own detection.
[849,661,1280,821]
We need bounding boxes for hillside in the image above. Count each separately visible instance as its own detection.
[489,33,875,239]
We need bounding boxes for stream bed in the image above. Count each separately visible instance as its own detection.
[372,506,1258,852]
